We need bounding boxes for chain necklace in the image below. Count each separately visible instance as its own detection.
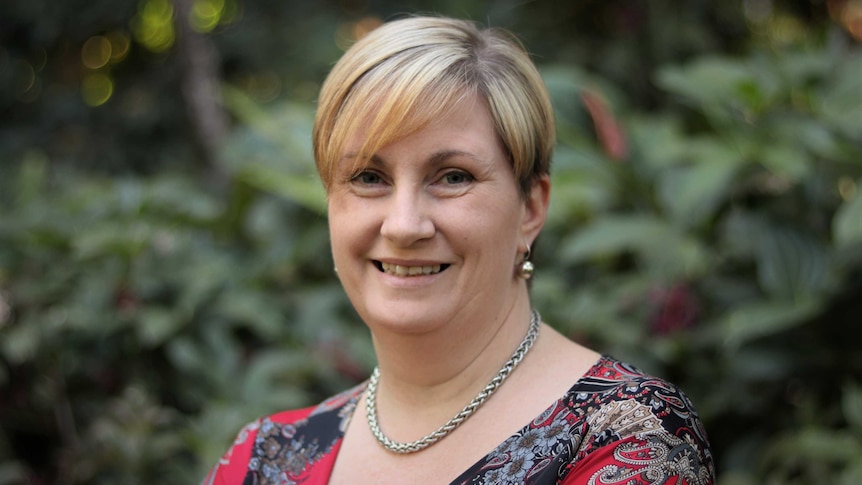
[365,309,541,454]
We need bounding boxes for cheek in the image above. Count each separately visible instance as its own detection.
[327,205,349,258]
[328,217,353,256]
[478,197,523,234]
[328,205,373,260]
[454,202,522,258]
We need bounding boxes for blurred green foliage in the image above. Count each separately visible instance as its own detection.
[538,43,862,485]
[2,0,862,483]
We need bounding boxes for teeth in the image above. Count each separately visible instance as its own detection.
[381,262,442,276]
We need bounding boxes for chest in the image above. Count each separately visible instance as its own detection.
[327,392,586,485]
[328,412,503,485]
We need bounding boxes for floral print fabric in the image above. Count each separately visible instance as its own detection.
[203,356,715,484]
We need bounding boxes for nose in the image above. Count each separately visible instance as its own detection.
[380,189,435,246]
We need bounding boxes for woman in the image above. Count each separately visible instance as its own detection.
[204,16,714,485]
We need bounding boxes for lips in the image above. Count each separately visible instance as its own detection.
[374,261,449,276]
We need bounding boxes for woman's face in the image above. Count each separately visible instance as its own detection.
[327,94,547,335]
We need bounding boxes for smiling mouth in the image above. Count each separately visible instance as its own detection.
[374,261,450,276]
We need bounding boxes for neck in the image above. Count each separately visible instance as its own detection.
[367,292,534,418]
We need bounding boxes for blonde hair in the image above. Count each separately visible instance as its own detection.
[312,16,555,195]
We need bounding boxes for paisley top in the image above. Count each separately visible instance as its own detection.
[202,356,715,484]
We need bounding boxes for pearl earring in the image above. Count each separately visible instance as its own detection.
[518,246,534,279]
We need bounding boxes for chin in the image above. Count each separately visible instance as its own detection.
[359,304,452,336]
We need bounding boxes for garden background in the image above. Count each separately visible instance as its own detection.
[2,0,862,483]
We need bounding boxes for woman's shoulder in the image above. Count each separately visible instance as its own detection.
[569,355,705,420]
[559,354,716,483]
[455,355,714,484]
[565,354,710,444]
[237,383,364,445]
[201,384,364,484]
[575,354,687,387]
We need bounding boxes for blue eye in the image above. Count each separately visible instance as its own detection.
[443,171,473,185]
[353,171,383,184]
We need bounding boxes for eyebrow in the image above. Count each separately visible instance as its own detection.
[342,149,485,168]
[427,149,483,166]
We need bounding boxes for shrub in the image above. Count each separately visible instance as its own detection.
[1,31,860,485]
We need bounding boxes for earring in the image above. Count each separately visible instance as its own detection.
[518,246,534,279]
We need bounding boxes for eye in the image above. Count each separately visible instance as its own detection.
[351,170,384,185]
[346,169,389,196]
[441,171,474,185]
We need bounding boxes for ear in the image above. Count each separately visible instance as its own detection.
[519,174,551,252]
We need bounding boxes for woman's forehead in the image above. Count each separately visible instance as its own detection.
[339,94,491,156]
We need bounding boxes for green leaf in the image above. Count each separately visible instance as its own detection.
[222,87,316,171]
[541,64,622,127]
[720,298,820,348]
[760,144,811,182]
[221,87,324,213]
[834,186,862,249]
[14,150,49,206]
[214,290,284,339]
[540,65,592,123]
[656,57,753,106]
[769,428,862,463]
[756,225,831,299]
[657,139,744,227]
[166,337,207,374]
[771,117,843,160]
[137,307,183,347]
[562,215,658,261]
[174,255,231,316]
[723,212,832,298]
[628,116,689,170]
[0,320,40,365]
[238,164,326,214]
[144,177,221,222]
[776,50,832,82]
[721,210,763,257]
[841,465,862,485]
[560,215,708,279]
[547,146,618,224]
[241,351,312,408]
[819,53,862,138]
[727,348,795,382]
[72,221,152,260]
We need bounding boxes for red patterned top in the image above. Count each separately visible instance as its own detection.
[202,356,715,484]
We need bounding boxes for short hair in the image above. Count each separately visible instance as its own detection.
[312,16,555,196]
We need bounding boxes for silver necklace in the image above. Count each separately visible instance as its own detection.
[365,309,541,454]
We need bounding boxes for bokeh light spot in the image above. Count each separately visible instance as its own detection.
[191,0,224,33]
[132,0,176,53]
[82,36,112,69]
[843,2,862,41]
[335,16,383,51]
[13,60,35,95]
[14,59,41,103]
[220,0,240,24]
[241,70,282,102]
[107,31,131,62]
[744,0,773,24]
[353,17,383,41]
[82,73,114,106]
[33,48,48,71]
[768,14,807,45]
[839,177,858,201]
